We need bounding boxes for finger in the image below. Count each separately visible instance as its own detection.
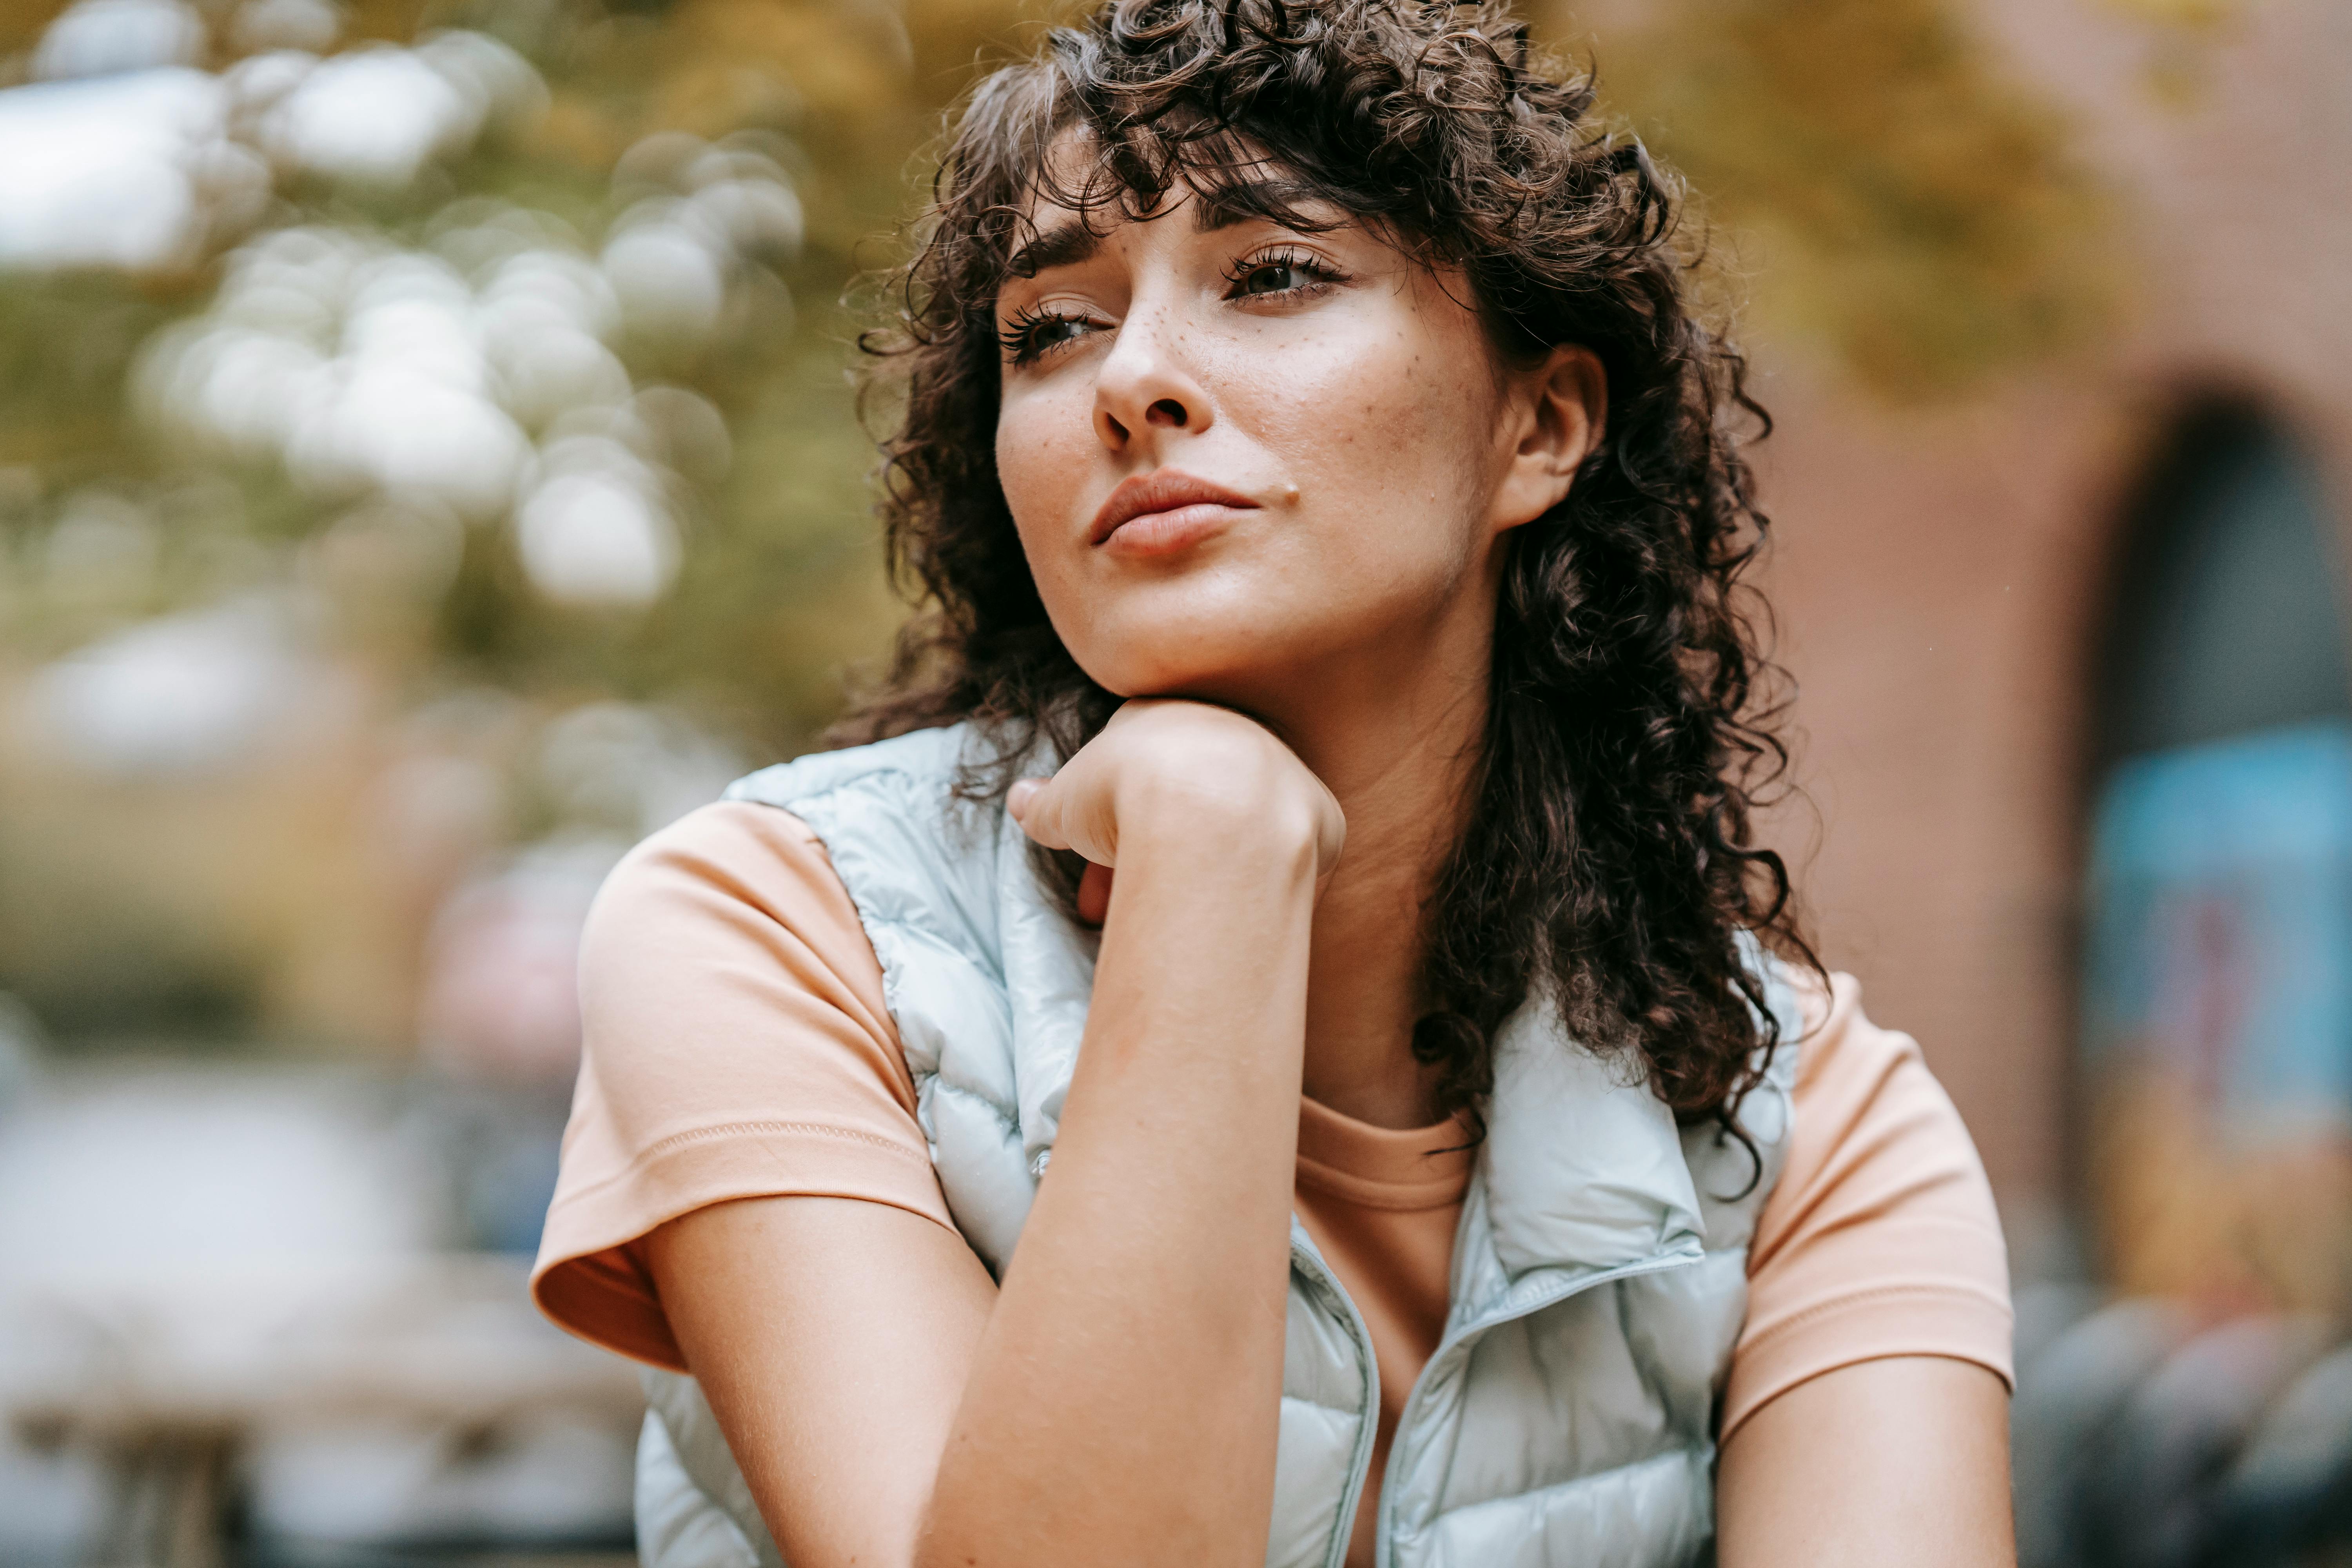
[1006,776,1071,850]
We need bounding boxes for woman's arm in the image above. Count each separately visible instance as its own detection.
[1716,969,2016,1564]
[644,701,1343,1568]
[643,1194,995,1564]
[1717,1356,2016,1568]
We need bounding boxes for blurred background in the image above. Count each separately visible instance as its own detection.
[0,0,2343,1563]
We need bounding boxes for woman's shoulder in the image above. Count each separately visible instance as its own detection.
[602,797,838,912]
[539,797,950,1368]
[583,798,883,1020]
[714,724,1016,944]
[570,793,924,1163]
[1757,962,2007,1301]
[1780,967,1945,1112]
[593,713,996,944]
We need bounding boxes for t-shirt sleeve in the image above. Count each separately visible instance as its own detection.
[529,800,952,1370]
[1720,972,2014,1441]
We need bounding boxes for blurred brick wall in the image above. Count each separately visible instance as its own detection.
[1751,0,2352,1261]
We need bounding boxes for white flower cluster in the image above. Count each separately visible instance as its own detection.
[134,156,786,609]
[0,0,543,271]
[3,0,806,613]
[244,29,546,187]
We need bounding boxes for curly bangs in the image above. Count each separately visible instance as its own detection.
[840,0,1819,1136]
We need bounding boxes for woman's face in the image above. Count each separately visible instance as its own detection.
[991,164,1601,714]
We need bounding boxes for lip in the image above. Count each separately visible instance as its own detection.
[1088,470,1263,555]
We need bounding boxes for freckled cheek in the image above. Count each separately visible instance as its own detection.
[1237,332,1462,497]
[995,414,1095,641]
[995,385,1096,528]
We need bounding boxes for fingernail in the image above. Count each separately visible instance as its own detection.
[1007,779,1040,819]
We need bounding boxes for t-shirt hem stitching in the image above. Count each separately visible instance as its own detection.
[1719,1344,2014,1443]
[550,1119,933,1207]
[639,1117,923,1160]
[1739,1279,2012,1351]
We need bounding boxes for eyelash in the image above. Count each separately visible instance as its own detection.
[998,303,1098,367]
[997,246,1350,367]
[1220,246,1347,301]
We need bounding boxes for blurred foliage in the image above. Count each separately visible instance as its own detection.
[2102,0,2238,25]
[1593,0,2116,397]
[0,0,938,757]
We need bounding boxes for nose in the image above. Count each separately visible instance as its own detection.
[1093,299,1212,454]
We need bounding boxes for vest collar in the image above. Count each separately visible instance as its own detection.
[1444,997,1706,1325]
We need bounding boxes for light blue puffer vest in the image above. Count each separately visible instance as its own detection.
[633,722,1802,1568]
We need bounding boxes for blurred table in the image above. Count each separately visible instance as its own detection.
[2,1252,641,1568]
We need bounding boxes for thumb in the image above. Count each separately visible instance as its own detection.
[1006,775,1071,851]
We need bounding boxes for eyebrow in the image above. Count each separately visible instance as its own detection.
[1001,180,1334,281]
[1004,220,1101,280]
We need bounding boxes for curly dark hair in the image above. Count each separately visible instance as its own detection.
[836,0,1820,1134]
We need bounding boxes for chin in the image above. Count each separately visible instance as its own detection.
[1074,624,1318,710]
[1089,655,1245,704]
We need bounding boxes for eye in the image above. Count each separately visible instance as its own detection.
[1223,248,1345,302]
[999,305,1105,367]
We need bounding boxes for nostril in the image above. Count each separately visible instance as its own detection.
[1102,411,1131,443]
[1146,398,1188,428]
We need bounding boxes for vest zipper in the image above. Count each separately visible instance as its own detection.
[1372,1247,1709,1568]
[1287,1230,1384,1568]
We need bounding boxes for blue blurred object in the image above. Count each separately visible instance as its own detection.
[2084,720,2352,1125]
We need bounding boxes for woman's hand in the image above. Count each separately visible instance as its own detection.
[1007,699,1346,922]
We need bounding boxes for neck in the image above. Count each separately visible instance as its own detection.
[1247,612,1495,1132]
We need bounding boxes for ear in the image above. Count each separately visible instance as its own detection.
[1488,345,1607,534]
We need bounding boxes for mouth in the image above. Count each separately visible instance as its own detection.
[1088,470,1264,556]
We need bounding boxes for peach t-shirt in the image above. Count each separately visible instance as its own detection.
[534,803,2012,1555]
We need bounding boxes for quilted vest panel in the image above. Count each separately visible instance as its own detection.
[634,724,1800,1568]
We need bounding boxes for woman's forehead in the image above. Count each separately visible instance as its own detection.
[1009,126,1348,243]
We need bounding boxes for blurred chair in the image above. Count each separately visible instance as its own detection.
[2014,1296,2194,1568]
[2078,1314,2330,1568]
[2204,1347,2352,1566]
[10,1254,640,1567]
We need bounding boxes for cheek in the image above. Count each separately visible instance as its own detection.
[1367,305,1507,504]
[995,379,1106,612]
[1235,304,1503,568]
[995,381,1094,526]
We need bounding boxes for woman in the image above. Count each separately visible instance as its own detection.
[532,3,2016,1564]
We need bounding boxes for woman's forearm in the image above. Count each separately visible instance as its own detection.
[915,780,1322,1568]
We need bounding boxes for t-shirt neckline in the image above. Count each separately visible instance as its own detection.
[1294,1094,1477,1211]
